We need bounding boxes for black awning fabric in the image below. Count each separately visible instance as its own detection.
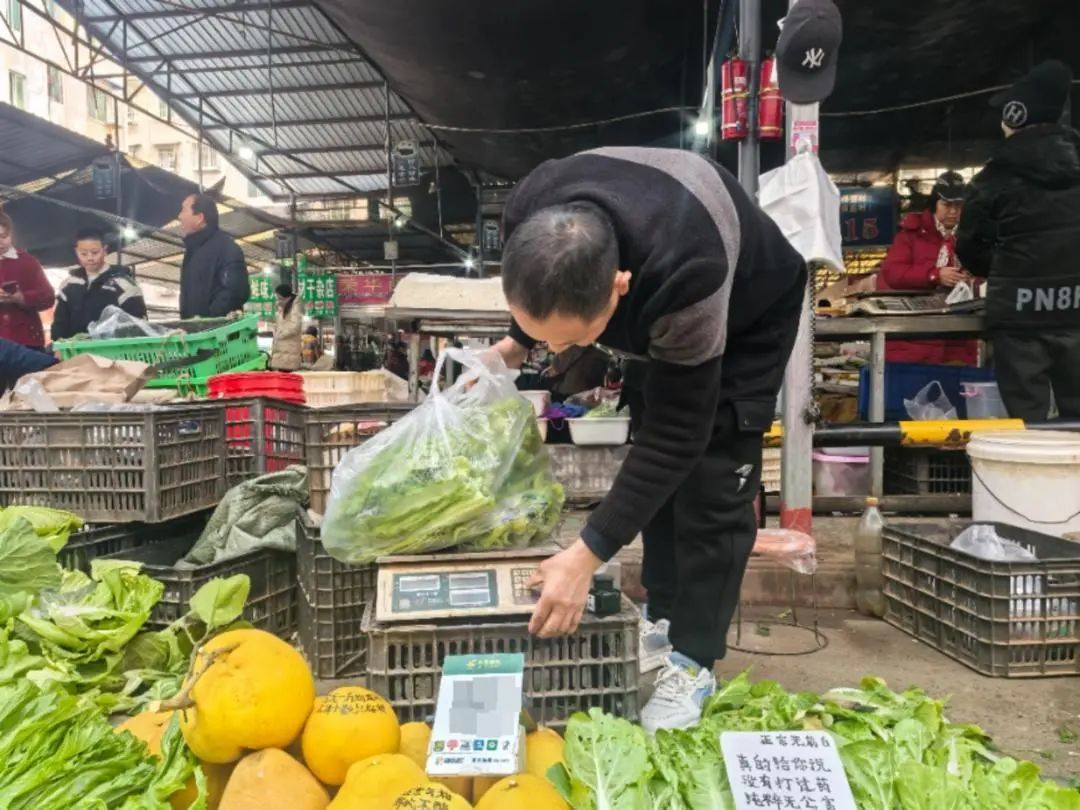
[320,0,1078,177]
[4,163,199,267]
[0,103,111,186]
[319,0,719,180]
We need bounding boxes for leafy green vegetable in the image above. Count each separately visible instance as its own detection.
[188,574,250,631]
[559,673,1080,810]
[562,707,654,809]
[0,515,61,623]
[323,393,564,564]
[0,506,83,553]
[0,680,202,809]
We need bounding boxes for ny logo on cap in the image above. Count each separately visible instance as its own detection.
[1002,100,1028,128]
[802,48,826,70]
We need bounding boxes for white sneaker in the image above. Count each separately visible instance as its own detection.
[640,655,716,734]
[639,617,672,674]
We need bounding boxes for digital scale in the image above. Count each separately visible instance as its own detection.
[374,548,556,623]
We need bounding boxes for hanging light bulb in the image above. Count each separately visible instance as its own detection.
[693,118,711,137]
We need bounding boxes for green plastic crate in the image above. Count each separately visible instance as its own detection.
[55,317,260,387]
[147,354,268,396]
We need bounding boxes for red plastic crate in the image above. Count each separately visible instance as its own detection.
[208,371,305,405]
[221,398,306,488]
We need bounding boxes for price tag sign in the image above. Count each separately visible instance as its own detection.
[720,731,856,810]
[427,653,524,778]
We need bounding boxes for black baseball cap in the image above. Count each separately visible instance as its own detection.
[930,171,967,204]
[989,60,1071,129]
[776,0,843,104]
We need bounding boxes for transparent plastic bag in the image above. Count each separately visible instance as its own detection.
[321,347,566,564]
[752,529,818,575]
[950,524,1038,562]
[903,380,957,421]
[88,306,171,339]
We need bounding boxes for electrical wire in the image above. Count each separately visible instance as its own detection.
[423,106,693,134]
[821,79,1080,118]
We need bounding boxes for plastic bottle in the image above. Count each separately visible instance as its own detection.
[854,497,887,618]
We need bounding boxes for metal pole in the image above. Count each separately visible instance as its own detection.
[383,81,396,280]
[736,0,761,194]
[113,95,123,267]
[778,1,819,534]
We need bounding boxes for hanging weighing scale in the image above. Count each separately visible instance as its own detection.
[374,548,557,623]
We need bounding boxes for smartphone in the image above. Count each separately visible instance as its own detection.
[0,282,17,295]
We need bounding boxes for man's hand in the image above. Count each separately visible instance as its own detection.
[528,539,603,638]
[493,336,529,370]
[938,267,968,288]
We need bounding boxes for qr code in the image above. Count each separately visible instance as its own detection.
[449,676,518,738]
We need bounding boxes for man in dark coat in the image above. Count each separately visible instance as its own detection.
[956,60,1080,420]
[493,147,806,732]
[177,194,250,319]
[0,336,56,393]
[52,227,147,341]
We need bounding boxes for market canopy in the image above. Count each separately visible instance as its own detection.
[56,0,452,200]
[0,103,113,188]
[319,0,1077,177]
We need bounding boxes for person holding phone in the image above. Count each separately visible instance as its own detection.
[0,211,54,348]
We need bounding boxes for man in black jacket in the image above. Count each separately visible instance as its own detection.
[494,147,806,732]
[956,60,1080,420]
[52,227,147,341]
[177,193,250,319]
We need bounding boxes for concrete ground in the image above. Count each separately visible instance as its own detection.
[723,610,1080,782]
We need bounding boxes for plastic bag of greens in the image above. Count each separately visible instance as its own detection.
[321,347,565,564]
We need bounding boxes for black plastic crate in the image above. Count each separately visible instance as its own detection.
[882,520,1080,677]
[0,406,226,522]
[363,599,641,730]
[296,513,375,679]
[304,403,414,514]
[884,447,972,495]
[58,518,189,573]
[223,398,306,489]
[103,526,297,639]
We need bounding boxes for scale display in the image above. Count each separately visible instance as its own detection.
[375,550,553,623]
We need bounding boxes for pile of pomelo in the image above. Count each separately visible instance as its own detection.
[116,628,569,809]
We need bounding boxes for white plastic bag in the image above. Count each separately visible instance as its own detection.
[758,151,844,271]
[950,524,1038,562]
[88,306,171,339]
[903,381,957,421]
[945,281,974,306]
[321,347,565,564]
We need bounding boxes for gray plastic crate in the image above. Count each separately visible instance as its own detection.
[222,398,306,488]
[303,403,414,514]
[883,520,1080,677]
[363,598,641,730]
[547,445,629,505]
[0,406,226,523]
[296,513,375,679]
[104,523,297,638]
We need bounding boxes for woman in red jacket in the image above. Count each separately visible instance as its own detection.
[0,212,53,348]
[879,172,978,365]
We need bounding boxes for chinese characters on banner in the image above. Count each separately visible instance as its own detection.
[298,271,338,319]
[336,273,396,306]
[720,731,856,810]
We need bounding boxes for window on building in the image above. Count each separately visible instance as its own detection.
[158,99,169,119]
[130,144,141,159]
[47,66,63,103]
[195,142,219,171]
[9,72,25,110]
[157,145,177,172]
[7,0,21,34]
[88,86,110,122]
[247,179,262,198]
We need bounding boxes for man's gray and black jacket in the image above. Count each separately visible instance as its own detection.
[51,265,146,341]
[179,225,251,319]
[956,124,1080,329]
[503,147,806,562]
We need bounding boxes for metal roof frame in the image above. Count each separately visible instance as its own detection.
[51,0,454,205]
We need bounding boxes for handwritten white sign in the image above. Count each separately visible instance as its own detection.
[720,731,856,810]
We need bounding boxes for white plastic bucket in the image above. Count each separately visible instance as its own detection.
[812,450,870,497]
[966,430,1080,538]
[536,417,548,442]
[520,390,550,418]
[962,381,1008,419]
